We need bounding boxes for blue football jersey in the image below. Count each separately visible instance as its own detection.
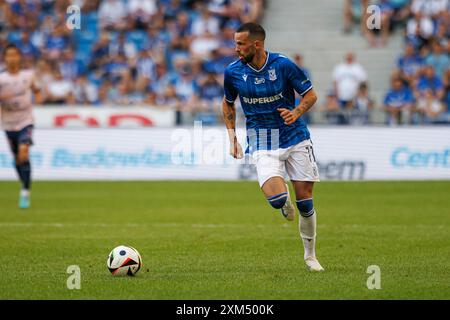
[224,52,313,153]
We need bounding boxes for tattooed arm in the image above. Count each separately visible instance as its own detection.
[277,89,318,125]
[222,97,243,159]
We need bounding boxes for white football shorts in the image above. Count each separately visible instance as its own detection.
[252,139,320,187]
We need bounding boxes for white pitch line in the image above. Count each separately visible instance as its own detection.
[0,222,277,229]
[0,222,445,229]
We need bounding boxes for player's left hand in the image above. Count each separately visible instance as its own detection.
[277,108,300,125]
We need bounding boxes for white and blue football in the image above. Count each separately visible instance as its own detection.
[107,245,142,276]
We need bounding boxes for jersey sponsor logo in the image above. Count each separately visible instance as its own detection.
[254,77,265,85]
[268,68,277,81]
[242,92,284,105]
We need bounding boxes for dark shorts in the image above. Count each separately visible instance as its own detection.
[338,99,352,108]
[5,124,34,155]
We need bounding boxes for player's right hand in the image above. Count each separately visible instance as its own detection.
[230,138,244,159]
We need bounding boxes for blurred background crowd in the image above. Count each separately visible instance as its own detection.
[330,0,449,125]
[0,0,448,126]
[0,0,265,125]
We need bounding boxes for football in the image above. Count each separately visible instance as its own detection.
[107,245,142,276]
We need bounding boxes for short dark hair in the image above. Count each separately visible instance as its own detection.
[236,23,266,41]
[3,43,21,57]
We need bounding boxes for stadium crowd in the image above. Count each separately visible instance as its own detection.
[387,0,449,125]
[0,0,265,125]
[342,0,449,125]
[0,0,448,126]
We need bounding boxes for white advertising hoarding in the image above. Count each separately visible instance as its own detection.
[0,128,238,181]
[310,127,450,180]
[0,127,448,181]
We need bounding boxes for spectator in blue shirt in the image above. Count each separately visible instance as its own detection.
[9,0,40,29]
[415,65,445,101]
[104,53,130,84]
[384,77,415,125]
[425,41,450,79]
[397,42,425,84]
[59,49,83,81]
[173,63,198,105]
[192,72,223,125]
[197,72,223,102]
[203,49,232,75]
[90,33,111,70]
[148,61,178,98]
[135,49,156,92]
[16,31,39,60]
[174,11,192,43]
[377,0,395,46]
[218,23,237,60]
[387,0,410,28]
[44,27,67,60]
[162,0,185,20]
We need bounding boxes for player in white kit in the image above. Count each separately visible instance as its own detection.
[0,44,41,208]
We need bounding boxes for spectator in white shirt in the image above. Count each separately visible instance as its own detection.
[44,69,75,104]
[411,0,448,17]
[332,52,368,108]
[191,3,220,36]
[98,0,127,31]
[190,30,220,59]
[407,11,435,41]
[127,0,157,24]
[74,74,99,105]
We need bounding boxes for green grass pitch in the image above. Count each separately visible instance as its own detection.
[0,181,449,300]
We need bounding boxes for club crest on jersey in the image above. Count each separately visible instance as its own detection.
[268,69,277,81]
[242,74,248,82]
[254,77,265,85]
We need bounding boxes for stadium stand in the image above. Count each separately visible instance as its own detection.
[0,0,448,125]
[0,0,265,125]
[265,0,449,125]
[345,0,450,125]
[387,0,450,125]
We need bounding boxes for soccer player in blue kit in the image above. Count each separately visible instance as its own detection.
[222,23,324,271]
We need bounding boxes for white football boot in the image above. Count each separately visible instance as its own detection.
[305,256,325,272]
